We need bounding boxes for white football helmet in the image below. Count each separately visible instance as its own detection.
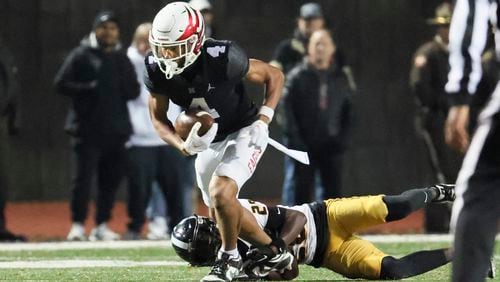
[149,2,206,79]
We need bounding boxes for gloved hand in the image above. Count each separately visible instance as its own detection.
[249,119,269,148]
[181,122,218,155]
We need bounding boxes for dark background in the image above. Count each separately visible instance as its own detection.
[0,0,445,201]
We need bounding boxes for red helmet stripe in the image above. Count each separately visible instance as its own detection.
[178,7,199,41]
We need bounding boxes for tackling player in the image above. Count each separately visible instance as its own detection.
[146,2,292,281]
[172,184,495,280]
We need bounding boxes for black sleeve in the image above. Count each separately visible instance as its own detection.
[265,206,287,231]
[226,42,249,82]
[121,55,140,100]
[54,48,96,96]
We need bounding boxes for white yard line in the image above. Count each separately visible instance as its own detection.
[0,260,187,269]
[0,240,170,251]
[0,234,498,251]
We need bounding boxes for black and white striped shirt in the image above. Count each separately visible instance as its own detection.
[445,0,499,105]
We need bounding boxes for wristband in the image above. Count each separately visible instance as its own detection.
[258,105,274,121]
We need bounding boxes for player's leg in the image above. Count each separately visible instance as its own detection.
[379,249,452,279]
[382,183,455,222]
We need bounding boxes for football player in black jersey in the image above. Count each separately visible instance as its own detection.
[172,183,494,280]
[145,2,292,281]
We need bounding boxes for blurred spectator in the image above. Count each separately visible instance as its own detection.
[409,2,461,232]
[189,0,216,38]
[0,40,26,242]
[54,11,139,241]
[270,2,325,74]
[125,23,194,239]
[283,29,353,205]
[271,3,326,205]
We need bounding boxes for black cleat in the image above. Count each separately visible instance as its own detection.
[431,183,456,202]
[201,253,242,282]
[245,246,294,277]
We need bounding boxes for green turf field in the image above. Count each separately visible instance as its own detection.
[0,240,498,281]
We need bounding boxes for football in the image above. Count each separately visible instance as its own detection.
[174,109,215,140]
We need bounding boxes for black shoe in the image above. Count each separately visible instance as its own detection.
[431,183,456,202]
[0,229,27,242]
[201,253,242,282]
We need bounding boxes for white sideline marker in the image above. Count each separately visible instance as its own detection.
[0,260,187,269]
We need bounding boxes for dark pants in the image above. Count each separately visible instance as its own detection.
[292,144,343,205]
[452,110,500,282]
[70,136,127,224]
[416,110,463,232]
[127,145,193,232]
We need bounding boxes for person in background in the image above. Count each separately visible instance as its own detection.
[125,22,193,240]
[0,39,26,242]
[444,0,500,280]
[54,11,139,241]
[409,2,462,233]
[283,29,353,205]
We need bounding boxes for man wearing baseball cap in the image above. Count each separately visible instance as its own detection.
[55,10,139,241]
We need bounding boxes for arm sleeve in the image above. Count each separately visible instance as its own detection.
[121,56,140,100]
[54,49,95,96]
[265,206,287,231]
[445,0,491,105]
[226,42,249,82]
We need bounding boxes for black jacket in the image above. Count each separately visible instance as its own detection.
[284,61,353,152]
[54,33,139,138]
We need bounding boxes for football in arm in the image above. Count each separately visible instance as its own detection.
[174,109,215,140]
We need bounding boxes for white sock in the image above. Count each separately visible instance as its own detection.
[218,248,240,259]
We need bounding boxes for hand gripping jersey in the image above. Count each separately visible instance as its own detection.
[238,199,328,267]
[144,39,258,142]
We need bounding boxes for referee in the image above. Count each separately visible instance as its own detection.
[445,0,500,281]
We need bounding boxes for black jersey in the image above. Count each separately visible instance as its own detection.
[144,39,258,142]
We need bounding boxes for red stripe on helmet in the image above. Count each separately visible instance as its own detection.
[178,6,199,41]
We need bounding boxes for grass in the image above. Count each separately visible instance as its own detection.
[0,241,498,281]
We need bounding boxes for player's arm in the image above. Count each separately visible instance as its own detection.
[245,59,284,124]
[445,0,490,152]
[148,92,186,154]
[276,208,307,246]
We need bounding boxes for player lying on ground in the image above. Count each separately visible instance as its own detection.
[172,184,495,280]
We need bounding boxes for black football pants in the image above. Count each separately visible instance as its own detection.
[452,108,500,282]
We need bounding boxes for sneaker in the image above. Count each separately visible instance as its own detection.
[432,183,456,202]
[147,216,169,240]
[89,223,120,241]
[487,259,496,279]
[66,222,86,241]
[201,253,242,282]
